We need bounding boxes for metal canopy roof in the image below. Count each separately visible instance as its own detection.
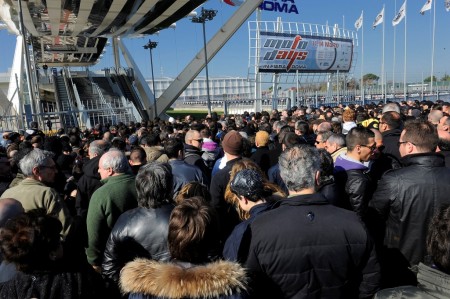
[0,0,205,66]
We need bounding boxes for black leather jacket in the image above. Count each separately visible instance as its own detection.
[370,153,450,266]
[102,204,173,284]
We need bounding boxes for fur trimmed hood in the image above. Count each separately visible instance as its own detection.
[120,258,247,298]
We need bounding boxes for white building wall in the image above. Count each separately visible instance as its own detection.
[147,77,253,102]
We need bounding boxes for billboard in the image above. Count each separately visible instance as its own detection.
[258,31,353,73]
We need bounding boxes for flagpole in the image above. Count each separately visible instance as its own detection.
[404,0,407,101]
[393,0,397,100]
[361,11,365,106]
[382,5,385,104]
[431,0,436,97]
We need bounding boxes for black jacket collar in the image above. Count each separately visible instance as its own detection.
[401,152,445,168]
[184,144,202,155]
[280,193,330,207]
[382,128,402,137]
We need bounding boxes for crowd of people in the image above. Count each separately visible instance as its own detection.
[0,98,450,298]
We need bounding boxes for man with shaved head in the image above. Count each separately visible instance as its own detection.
[184,129,210,181]
[428,110,444,127]
[0,198,23,282]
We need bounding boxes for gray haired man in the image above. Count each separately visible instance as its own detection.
[86,149,138,272]
[1,149,72,237]
[246,145,380,298]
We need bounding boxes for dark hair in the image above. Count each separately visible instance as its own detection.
[111,137,126,151]
[346,127,375,151]
[402,119,438,152]
[317,149,334,177]
[331,121,342,134]
[317,148,335,189]
[129,147,147,163]
[164,138,183,159]
[135,162,173,208]
[258,122,272,135]
[277,125,295,144]
[282,132,300,148]
[140,133,160,146]
[427,205,450,273]
[438,138,450,151]
[0,209,62,272]
[381,111,402,130]
[168,197,218,263]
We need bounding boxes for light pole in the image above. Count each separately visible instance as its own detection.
[143,40,158,118]
[191,7,217,116]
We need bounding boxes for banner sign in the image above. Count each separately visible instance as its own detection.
[259,0,299,14]
[258,32,353,73]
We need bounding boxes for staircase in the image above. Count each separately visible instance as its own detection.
[113,74,148,119]
[72,76,136,126]
[54,75,78,129]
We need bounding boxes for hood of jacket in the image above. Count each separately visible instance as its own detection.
[144,146,164,161]
[342,122,357,134]
[335,153,368,172]
[120,258,246,298]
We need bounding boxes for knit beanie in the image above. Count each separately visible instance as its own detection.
[222,130,243,155]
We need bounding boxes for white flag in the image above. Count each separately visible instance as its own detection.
[445,0,450,12]
[420,0,432,15]
[393,1,406,26]
[373,7,384,29]
[354,11,363,30]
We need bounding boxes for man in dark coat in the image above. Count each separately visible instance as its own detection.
[165,138,207,198]
[210,130,243,246]
[334,127,376,220]
[378,111,402,163]
[250,131,271,175]
[370,119,450,286]
[184,129,210,182]
[75,140,109,220]
[246,145,380,299]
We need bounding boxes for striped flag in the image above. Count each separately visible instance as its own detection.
[373,7,384,29]
[393,1,406,26]
[420,0,432,15]
[355,11,363,30]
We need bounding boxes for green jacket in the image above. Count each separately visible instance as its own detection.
[1,178,72,238]
[86,173,138,266]
[375,263,450,299]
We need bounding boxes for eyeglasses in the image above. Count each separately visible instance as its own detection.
[360,144,377,152]
[193,139,203,143]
